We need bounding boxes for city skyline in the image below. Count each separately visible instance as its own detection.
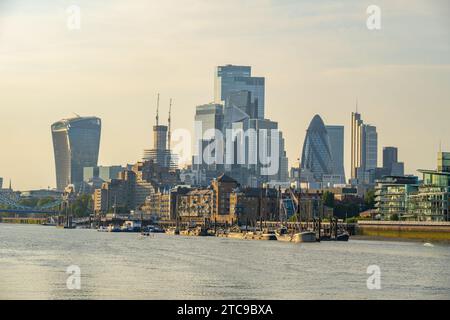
[1,0,449,190]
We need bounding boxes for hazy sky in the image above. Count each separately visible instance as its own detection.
[0,0,449,190]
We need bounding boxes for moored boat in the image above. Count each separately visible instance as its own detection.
[276,227,317,243]
[166,227,180,235]
[336,232,350,242]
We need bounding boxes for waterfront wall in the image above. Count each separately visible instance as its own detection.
[0,217,47,225]
[356,221,450,241]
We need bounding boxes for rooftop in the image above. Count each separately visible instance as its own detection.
[216,174,238,184]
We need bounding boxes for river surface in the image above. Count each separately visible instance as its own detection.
[0,224,449,300]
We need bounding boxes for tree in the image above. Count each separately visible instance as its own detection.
[37,197,56,208]
[69,194,93,217]
[364,189,376,210]
[334,201,361,219]
[18,198,39,208]
[390,213,400,221]
[322,191,335,208]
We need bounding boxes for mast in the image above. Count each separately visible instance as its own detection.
[156,93,160,126]
[168,98,172,151]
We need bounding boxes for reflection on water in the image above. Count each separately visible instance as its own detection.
[0,224,449,300]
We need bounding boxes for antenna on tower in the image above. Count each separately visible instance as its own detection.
[168,98,172,151]
[356,98,359,113]
[156,93,160,126]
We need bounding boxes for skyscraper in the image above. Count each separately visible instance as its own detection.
[351,112,363,180]
[195,103,224,136]
[193,64,288,187]
[51,116,101,191]
[214,65,265,120]
[365,125,378,171]
[383,147,398,172]
[383,147,405,176]
[326,125,346,180]
[301,115,334,182]
[351,112,378,184]
[143,96,176,169]
[194,103,225,177]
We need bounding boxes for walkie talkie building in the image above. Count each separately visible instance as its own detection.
[51,116,101,191]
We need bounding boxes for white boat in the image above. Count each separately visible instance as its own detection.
[276,227,316,243]
[166,227,180,235]
[97,226,109,232]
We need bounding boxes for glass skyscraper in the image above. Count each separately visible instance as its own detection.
[325,125,346,180]
[301,115,334,181]
[194,103,224,172]
[351,112,378,184]
[51,116,101,191]
[195,103,224,137]
[214,65,265,121]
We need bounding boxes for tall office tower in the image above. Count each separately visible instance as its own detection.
[51,116,101,191]
[195,103,224,136]
[203,64,287,187]
[250,118,288,184]
[226,118,288,186]
[365,125,378,171]
[301,115,334,182]
[351,112,363,180]
[194,103,224,176]
[143,101,176,170]
[226,90,258,119]
[383,147,398,173]
[214,65,265,120]
[0,177,3,189]
[382,147,405,176]
[326,125,346,180]
[351,112,378,183]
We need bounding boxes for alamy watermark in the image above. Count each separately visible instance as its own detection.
[171,122,282,176]
[366,265,381,290]
[366,5,381,30]
[66,5,81,31]
[66,265,81,290]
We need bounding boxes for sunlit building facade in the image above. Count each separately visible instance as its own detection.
[375,153,450,221]
[351,112,378,184]
[410,153,450,221]
[214,65,265,120]
[51,116,101,191]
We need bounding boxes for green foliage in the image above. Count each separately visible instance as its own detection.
[345,216,359,224]
[37,197,57,208]
[364,189,376,209]
[69,194,92,217]
[18,198,39,208]
[390,213,400,221]
[334,201,362,219]
[322,191,335,208]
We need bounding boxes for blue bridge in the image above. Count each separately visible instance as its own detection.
[0,192,62,216]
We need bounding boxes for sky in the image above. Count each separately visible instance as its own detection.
[0,0,449,190]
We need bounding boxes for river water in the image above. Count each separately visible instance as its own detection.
[0,224,449,300]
